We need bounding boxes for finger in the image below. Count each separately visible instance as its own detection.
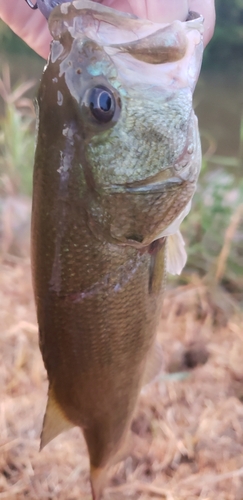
[0,0,51,58]
[189,0,215,46]
[147,0,189,23]
[126,0,189,23]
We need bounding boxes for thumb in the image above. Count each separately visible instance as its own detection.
[0,0,51,58]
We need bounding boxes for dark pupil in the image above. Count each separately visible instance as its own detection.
[89,86,115,123]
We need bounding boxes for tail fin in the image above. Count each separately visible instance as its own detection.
[90,466,108,500]
[40,387,73,450]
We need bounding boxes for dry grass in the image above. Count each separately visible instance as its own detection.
[0,259,243,500]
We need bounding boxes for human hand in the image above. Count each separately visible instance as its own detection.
[0,0,215,59]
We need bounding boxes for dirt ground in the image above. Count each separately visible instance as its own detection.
[0,259,243,500]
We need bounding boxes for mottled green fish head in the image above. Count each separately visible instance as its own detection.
[38,0,203,249]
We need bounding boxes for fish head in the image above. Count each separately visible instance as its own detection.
[42,0,203,247]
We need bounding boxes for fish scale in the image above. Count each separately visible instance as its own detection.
[31,2,203,498]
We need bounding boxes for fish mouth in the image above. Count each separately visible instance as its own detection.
[90,0,189,23]
[49,0,203,88]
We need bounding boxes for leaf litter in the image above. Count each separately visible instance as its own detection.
[0,258,243,500]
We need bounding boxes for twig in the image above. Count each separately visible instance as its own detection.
[180,466,243,486]
[215,203,243,282]
[107,480,169,498]
[0,481,24,498]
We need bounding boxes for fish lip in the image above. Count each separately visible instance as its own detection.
[47,1,204,29]
[39,0,138,20]
[48,3,204,62]
[60,0,138,20]
[186,11,204,32]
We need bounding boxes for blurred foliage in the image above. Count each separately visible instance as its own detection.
[181,121,243,302]
[203,0,243,71]
[184,171,243,296]
[0,19,34,56]
[0,66,36,196]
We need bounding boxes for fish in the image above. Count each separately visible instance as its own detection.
[31,1,203,498]
[36,0,68,19]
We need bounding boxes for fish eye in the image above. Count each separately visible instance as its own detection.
[88,86,116,123]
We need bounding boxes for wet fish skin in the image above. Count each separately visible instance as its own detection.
[31,2,203,498]
[36,0,69,19]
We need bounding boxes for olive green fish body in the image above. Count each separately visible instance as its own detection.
[32,2,204,496]
[32,68,166,466]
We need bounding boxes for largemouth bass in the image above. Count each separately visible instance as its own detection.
[31,1,203,498]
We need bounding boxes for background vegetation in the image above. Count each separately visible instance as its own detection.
[204,0,243,71]
[0,0,242,302]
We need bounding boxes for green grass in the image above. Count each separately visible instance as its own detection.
[181,123,243,300]
[0,66,36,196]
[183,169,243,275]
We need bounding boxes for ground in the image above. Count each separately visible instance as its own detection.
[0,259,243,500]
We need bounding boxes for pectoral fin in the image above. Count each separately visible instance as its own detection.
[91,466,108,500]
[149,238,167,295]
[40,387,74,450]
[167,230,187,275]
[143,341,163,386]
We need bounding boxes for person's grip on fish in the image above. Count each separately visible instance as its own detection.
[0,0,215,58]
